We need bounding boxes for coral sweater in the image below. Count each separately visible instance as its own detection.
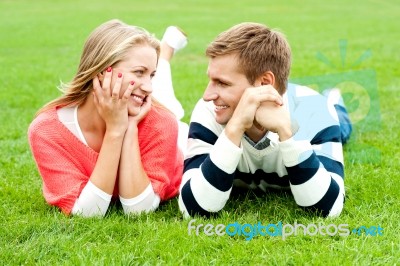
[28,106,183,214]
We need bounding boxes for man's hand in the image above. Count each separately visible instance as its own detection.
[255,101,292,141]
[225,85,283,145]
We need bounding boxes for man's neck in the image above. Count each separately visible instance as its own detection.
[244,124,268,143]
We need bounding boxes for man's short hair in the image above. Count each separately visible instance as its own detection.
[206,22,291,94]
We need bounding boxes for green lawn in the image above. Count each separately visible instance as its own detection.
[1,0,399,265]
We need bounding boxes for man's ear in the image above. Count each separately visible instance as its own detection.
[259,71,275,87]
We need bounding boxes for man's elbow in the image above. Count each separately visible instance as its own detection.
[326,192,344,218]
[298,191,344,218]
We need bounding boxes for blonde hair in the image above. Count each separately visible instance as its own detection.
[206,22,291,94]
[36,19,160,116]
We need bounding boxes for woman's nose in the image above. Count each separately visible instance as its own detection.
[141,78,153,94]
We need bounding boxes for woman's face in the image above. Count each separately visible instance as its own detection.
[111,45,158,116]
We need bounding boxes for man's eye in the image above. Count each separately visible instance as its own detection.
[217,81,227,87]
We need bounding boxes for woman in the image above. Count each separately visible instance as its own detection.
[28,19,188,217]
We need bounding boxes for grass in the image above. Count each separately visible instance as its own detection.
[1,0,399,265]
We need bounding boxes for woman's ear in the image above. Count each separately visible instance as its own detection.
[98,72,104,85]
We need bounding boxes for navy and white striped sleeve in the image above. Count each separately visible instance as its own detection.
[178,100,242,217]
[282,91,345,217]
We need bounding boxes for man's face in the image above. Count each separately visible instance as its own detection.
[203,54,254,125]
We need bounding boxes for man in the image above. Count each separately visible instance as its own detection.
[178,22,352,218]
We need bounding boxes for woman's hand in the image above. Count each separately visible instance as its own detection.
[127,95,152,128]
[88,68,136,196]
[92,67,134,135]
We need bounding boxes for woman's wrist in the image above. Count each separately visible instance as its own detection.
[104,128,127,139]
[127,120,139,133]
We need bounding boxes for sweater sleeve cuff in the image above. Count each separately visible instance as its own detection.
[119,183,154,206]
[209,129,243,174]
[86,180,113,201]
[279,137,313,167]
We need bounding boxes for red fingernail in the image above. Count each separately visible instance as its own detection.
[118,73,122,78]
[106,67,112,72]
[130,81,135,85]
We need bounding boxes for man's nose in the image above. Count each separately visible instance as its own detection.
[203,83,218,101]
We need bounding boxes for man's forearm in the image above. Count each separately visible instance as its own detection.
[179,130,242,217]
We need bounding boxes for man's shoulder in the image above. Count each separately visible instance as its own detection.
[191,99,217,123]
[287,83,340,139]
[287,83,325,101]
[192,98,215,113]
[286,83,330,113]
[189,99,224,138]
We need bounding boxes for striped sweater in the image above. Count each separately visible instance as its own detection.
[179,83,345,218]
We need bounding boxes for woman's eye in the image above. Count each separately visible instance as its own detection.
[135,70,144,76]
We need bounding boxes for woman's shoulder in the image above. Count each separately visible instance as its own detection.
[28,108,71,145]
[145,104,178,125]
[138,105,179,139]
[28,108,59,133]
